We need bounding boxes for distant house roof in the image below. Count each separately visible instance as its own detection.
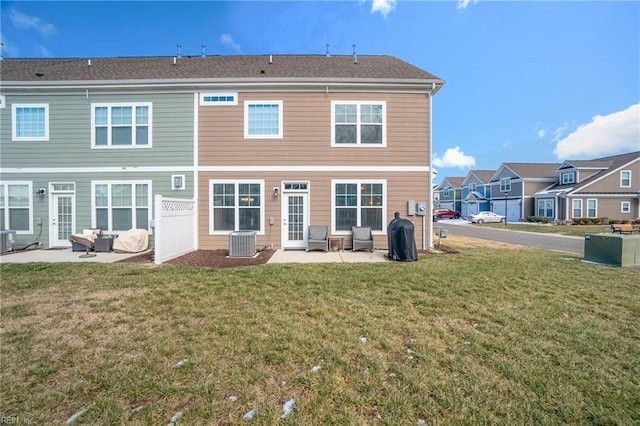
[544,151,640,194]
[462,170,495,186]
[436,177,465,190]
[0,55,444,90]
[490,163,560,182]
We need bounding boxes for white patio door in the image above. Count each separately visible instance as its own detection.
[51,193,74,247]
[283,192,309,249]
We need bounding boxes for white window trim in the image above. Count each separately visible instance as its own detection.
[620,170,631,188]
[91,102,153,149]
[0,181,34,234]
[12,104,49,141]
[244,101,283,139]
[500,178,511,192]
[331,179,387,236]
[572,199,582,218]
[209,179,265,235]
[331,101,387,147]
[0,95,6,109]
[621,201,631,213]
[91,180,153,233]
[561,172,575,185]
[200,92,238,106]
[586,198,597,218]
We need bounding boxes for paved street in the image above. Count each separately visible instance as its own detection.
[434,220,585,254]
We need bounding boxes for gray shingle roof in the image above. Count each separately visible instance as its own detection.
[0,55,443,83]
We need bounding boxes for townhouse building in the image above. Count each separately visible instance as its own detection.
[0,55,445,252]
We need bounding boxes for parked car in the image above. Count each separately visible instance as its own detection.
[468,211,506,224]
[434,208,461,220]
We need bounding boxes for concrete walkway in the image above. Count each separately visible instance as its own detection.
[267,249,389,264]
[0,248,147,264]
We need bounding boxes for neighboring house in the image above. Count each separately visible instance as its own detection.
[1,55,445,251]
[460,170,494,219]
[435,177,463,213]
[533,151,640,222]
[488,163,559,222]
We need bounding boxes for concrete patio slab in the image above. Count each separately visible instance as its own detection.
[267,249,389,264]
[0,248,148,264]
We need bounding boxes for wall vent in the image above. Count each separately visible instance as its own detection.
[0,230,16,254]
[229,231,257,257]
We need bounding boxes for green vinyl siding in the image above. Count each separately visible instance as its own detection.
[0,93,194,169]
[0,171,194,249]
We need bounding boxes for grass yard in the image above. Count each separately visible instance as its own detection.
[1,238,639,424]
[482,223,611,237]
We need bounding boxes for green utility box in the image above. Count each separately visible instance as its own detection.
[584,233,640,267]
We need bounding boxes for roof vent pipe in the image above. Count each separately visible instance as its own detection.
[173,57,176,66]
[87,59,91,67]
[201,44,206,58]
[352,44,357,64]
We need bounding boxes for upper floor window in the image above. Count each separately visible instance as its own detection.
[244,101,282,139]
[12,104,49,141]
[561,172,575,185]
[332,101,386,147]
[92,103,152,148]
[620,170,631,188]
[469,183,477,192]
[500,178,511,192]
[0,182,32,233]
[200,93,237,106]
[93,181,151,232]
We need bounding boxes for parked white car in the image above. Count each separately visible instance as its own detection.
[468,211,506,224]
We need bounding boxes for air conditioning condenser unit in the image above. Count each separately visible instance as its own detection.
[229,231,257,257]
[0,230,17,254]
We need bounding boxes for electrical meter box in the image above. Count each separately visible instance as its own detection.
[416,202,427,216]
[407,200,416,216]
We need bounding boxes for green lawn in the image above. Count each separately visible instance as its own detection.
[1,241,639,424]
[483,222,611,237]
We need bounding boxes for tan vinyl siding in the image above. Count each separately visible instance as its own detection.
[198,171,430,250]
[199,92,429,167]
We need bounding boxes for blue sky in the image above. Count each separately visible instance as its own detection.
[1,0,638,182]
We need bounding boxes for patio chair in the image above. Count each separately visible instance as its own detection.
[307,225,328,252]
[351,226,373,252]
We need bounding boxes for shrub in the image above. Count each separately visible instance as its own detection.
[525,216,550,223]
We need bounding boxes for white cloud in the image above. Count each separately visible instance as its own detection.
[538,129,546,139]
[457,0,479,10]
[9,8,56,37]
[553,104,640,159]
[370,0,397,18]
[220,33,241,53]
[433,147,476,168]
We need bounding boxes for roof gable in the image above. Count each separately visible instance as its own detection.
[490,163,559,182]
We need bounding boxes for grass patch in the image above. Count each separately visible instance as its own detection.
[483,223,611,237]
[1,242,639,424]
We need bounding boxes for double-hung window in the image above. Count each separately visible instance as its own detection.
[586,199,597,218]
[92,103,152,148]
[572,199,582,218]
[244,101,282,139]
[499,178,511,192]
[537,199,553,218]
[620,170,631,188]
[332,101,386,146]
[621,202,631,213]
[12,104,49,141]
[93,181,151,232]
[0,182,32,233]
[561,172,575,185]
[210,181,263,233]
[332,180,385,234]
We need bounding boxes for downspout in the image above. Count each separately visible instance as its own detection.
[193,93,199,249]
[427,83,435,251]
